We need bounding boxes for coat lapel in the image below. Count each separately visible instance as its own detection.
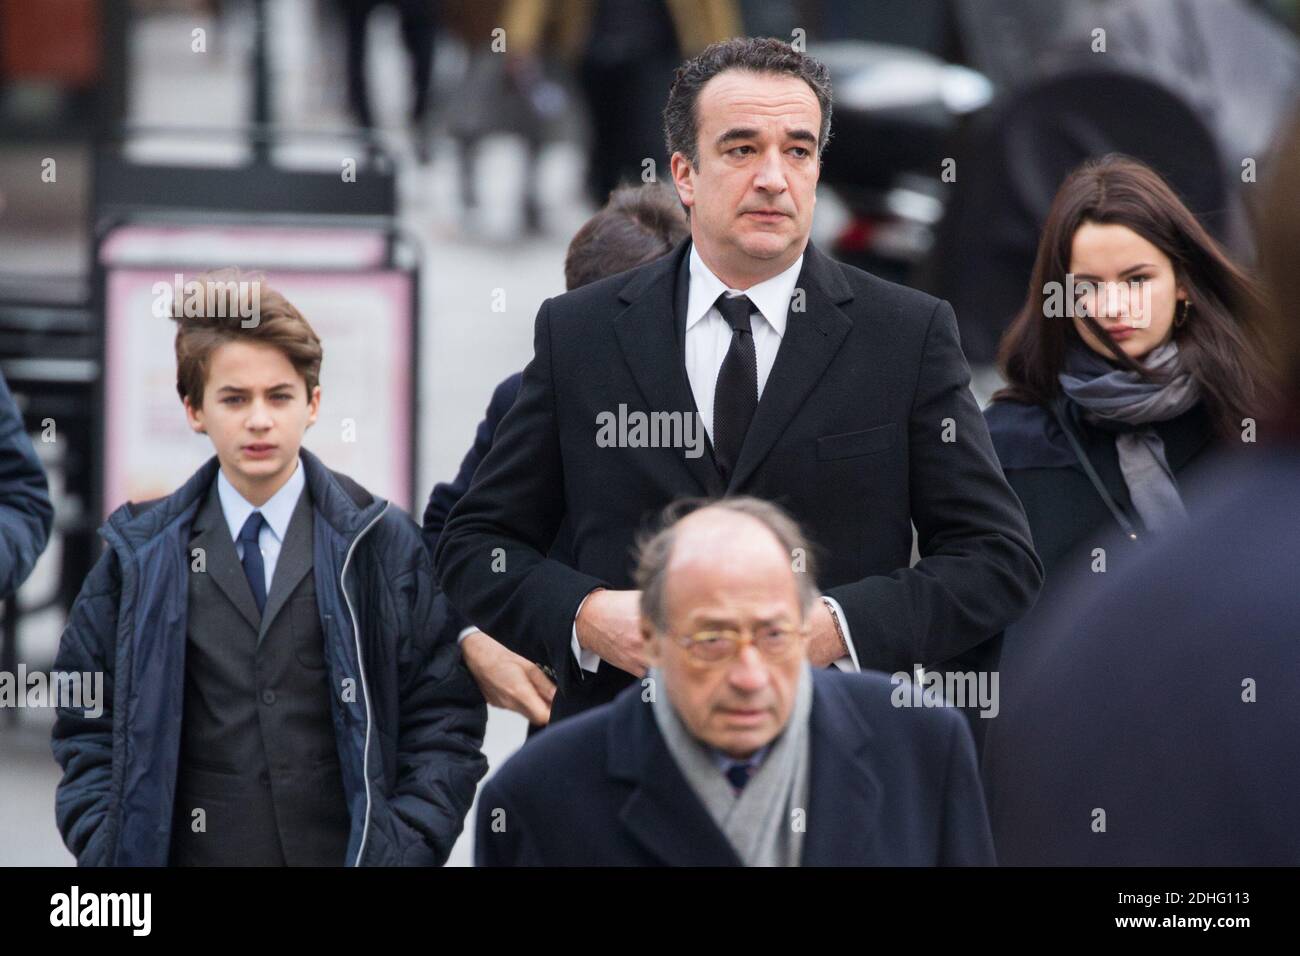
[612,240,725,498]
[728,244,854,492]
[257,484,313,643]
[190,481,261,633]
[607,689,741,866]
[800,673,884,865]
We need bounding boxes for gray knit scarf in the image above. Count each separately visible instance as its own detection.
[649,663,813,867]
[1058,340,1201,533]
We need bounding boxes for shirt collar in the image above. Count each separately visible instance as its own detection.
[686,243,805,338]
[216,455,305,545]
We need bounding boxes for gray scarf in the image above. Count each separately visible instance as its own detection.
[650,663,813,867]
[1058,340,1200,533]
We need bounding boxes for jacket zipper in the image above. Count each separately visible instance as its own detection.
[104,528,135,865]
[341,502,389,866]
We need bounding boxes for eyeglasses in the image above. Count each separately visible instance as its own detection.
[672,625,806,665]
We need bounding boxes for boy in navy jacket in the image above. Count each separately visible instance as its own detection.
[52,278,486,866]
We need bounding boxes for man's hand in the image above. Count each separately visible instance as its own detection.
[461,630,555,725]
[805,599,849,668]
[575,588,649,678]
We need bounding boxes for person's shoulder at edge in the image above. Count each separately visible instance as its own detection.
[319,462,429,558]
[812,667,968,744]
[541,244,685,324]
[983,395,1050,436]
[983,397,1076,471]
[490,371,523,416]
[99,457,222,543]
[483,692,617,803]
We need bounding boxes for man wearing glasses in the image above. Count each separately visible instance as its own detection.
[474,498,995,866]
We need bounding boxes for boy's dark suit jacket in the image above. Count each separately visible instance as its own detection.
[436,239,1042,721]
[475,669,996,866]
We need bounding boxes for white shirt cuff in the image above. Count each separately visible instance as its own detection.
[571,592,602,673]
[820,595,860,673]
[456,626,480,646]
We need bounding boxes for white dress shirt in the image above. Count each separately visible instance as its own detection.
[569,245,859,676]
[217,456,305,597]
[683,243,801,444]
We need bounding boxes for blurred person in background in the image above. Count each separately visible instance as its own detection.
[984,155,1273,613]
[0,369,53,601]
[501,0,739,204]
[981,113,1300,865]
[439,0,554,230]
[338,0,438,159]
[424,182,688,732]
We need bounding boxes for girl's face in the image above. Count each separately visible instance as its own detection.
[1068,221,1186,362]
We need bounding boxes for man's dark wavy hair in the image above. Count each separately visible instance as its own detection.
[663,36,833,169]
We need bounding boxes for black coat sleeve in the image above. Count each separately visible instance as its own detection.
[0,370,54,599]
[823,300,1043,670]
[434,298,609,686]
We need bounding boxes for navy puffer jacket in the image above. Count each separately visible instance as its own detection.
[0,369,53,599]
[51,449,487,866]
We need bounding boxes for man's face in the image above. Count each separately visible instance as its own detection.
[671,69,821,287]
[184,340,319,504]
[645,511,807,759]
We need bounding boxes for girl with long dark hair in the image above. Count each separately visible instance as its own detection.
[984,154,1273,580]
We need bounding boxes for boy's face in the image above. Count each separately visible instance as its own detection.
[184,340,320,504]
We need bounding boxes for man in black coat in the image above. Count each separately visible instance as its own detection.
[423,183,690,730]
[476,498,995,866]
[436,37,1042,723]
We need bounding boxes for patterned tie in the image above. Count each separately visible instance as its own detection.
[725,760,757,796]
[712,292,758,481]
[238,511,267,615]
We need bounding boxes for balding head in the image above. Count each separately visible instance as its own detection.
[635,496,819,632]
[634,497,816,758]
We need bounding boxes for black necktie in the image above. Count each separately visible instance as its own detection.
[712,293,758,480]
[238,511,267,615]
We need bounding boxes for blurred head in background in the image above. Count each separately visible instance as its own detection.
[564,182,689,290]
[996,154,1274,439]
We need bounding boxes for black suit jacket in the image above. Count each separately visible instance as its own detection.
[436,239,1042,718]
[475,669,995,866]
